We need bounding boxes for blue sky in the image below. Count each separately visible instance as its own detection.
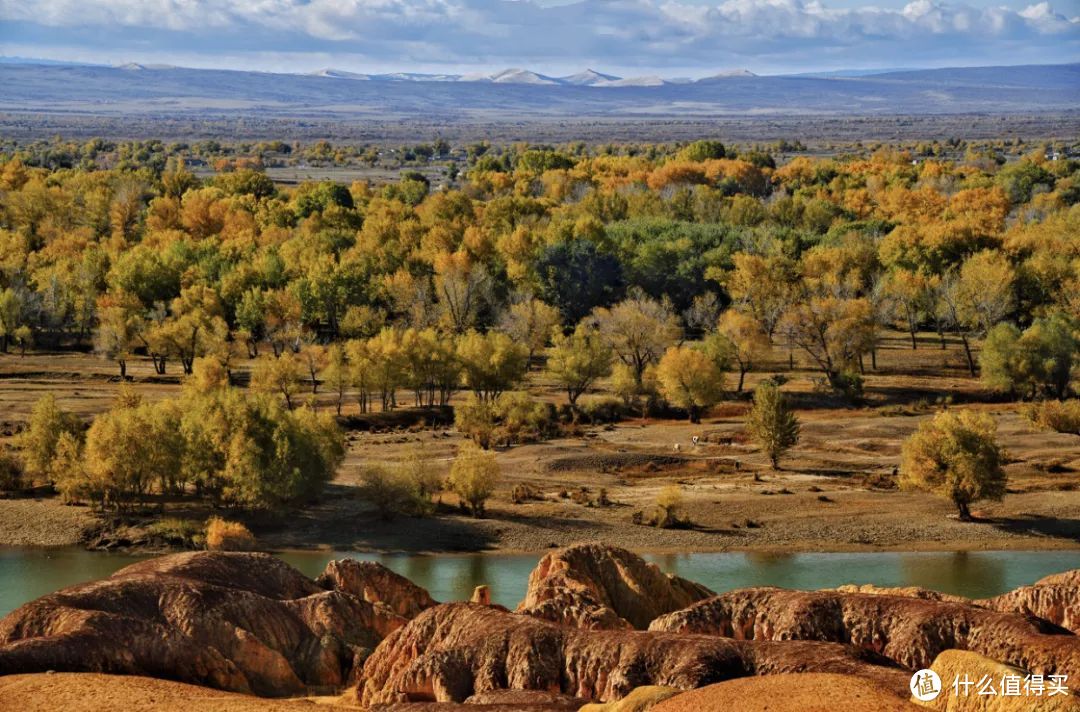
[0,0,1076,76]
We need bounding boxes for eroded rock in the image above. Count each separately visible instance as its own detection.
[316,559,437,619]
[981,570,1080,635]
[358,602,908,707]
[0,552,434,697]
[913,650,1080,711]
[649,587,1080,681]
[515,543,714,630]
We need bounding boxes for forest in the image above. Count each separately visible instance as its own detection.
[0,134,1078,531]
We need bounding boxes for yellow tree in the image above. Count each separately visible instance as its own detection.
[592,292,681,386]
[547,321,613,414]
[448,442,500,517]
[250,353,304,410]
[656,345,725,422]
[714,310,769,393]
[716,252,798,339]
[457,330,527,402]
[498,295,562,371]
[778,297,875,394]
[899,410,1006,521]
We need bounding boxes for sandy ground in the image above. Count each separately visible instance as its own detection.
[1,331,1079,554]
[0,673,358,711]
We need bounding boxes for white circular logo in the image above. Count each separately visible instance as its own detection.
[910,669,943,701]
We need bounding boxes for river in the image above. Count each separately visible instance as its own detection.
[2,547,1078,617]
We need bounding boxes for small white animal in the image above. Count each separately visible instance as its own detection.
[692,436,700,446]
[673,443,681,452]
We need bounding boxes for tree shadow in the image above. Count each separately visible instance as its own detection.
[983,514,1080,543]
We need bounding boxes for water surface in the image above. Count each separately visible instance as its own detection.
[2,547,1077,617]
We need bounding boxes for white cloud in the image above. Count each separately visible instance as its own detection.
[0,0,1075,73]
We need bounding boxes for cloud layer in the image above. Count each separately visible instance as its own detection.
[0,0,1076,74]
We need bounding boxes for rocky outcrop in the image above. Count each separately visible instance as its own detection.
[649,673,921,712]
[912,650,1080,712]
[316,559,437,619]
[649,587,1080,681]
[0,552,435,697]
[515,544,714,630]
[833,584,970,604]
[358,603,908,707]
[981,570,1080,635]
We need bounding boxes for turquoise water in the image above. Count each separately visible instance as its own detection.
[1,547,1078,617]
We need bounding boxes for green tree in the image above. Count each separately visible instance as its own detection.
[747,382,801,468]
[899,410,1007,521]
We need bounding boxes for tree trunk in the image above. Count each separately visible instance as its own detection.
[959,334,976,376]
[909,323,918,350]
[956,499,972,521]
[119,359,127,379]
[737,368,746,394]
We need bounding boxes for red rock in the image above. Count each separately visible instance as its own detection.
[516,543,714,630]
[316,559,437,619]
[980,569,1080,635]
[358,603,908,707]
[649,587,1079,681]
[0,552,420,696]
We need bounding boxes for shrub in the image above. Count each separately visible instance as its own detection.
[0,446,23,491]
[511,483,543,504]
[359,465,425,520]
[455,393,497,448]
[148,518,203,548]
[205,517,256,551]
[495,391,554,443]
[899,410,1006,520]
[1026,400,1080,435]
[577,396,627,424]
[449,442,500,517]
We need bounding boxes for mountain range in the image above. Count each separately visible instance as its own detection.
[0,60,1076,119]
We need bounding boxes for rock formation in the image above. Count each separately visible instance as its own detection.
[981,571,1080,635]
[515,543,714,630]
[0,552,435,697]
[358,602,908,707]
[578,686,682,712]
[649,587,1080,681]
[316,559,437,618]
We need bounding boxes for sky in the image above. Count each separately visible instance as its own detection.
[0,0,1077,77]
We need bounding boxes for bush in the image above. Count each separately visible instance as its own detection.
[495,392,554,443]
[148,518,203,548]
[205,517,256,551]
[0,446,23,491]
[511,483,543,504]
[359,465,418,520]
[577,396,627,424]
[455,393,497,448]
[1027,400,1080,435]
[449,443,500,517]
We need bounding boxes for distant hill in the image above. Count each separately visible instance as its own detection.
[0,62,1075,119]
